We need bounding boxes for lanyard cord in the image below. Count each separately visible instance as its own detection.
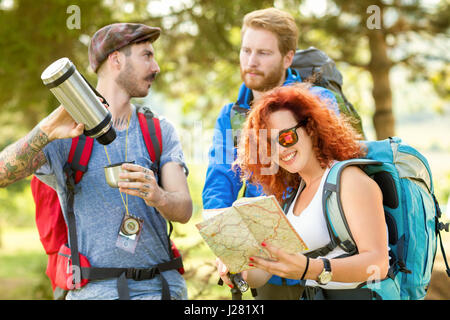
[104,111,132,215]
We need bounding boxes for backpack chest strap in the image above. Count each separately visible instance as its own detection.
[80,256,183,300]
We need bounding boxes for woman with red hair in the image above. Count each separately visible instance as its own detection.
[217,83,390,300]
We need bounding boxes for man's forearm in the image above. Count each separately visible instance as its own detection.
[156,190,192,224]
[0,125,49,187]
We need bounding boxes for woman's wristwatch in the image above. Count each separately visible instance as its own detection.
[317,258,333,285]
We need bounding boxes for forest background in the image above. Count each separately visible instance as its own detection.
[0,0,449,299]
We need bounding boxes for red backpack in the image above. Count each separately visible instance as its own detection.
[31,106,184,300]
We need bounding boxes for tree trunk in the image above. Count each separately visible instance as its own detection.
[367,29,395,140]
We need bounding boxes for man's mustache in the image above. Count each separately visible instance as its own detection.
[244,69,264,76]
[145,73,158,81]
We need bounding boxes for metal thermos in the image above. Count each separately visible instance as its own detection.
[41,57,116,145]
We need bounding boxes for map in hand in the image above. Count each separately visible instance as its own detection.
[197,196,308,274]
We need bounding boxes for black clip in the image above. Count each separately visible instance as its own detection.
[126,268,157,281]
[432,194,442,218]
[126,268,141,281]
[438,221,449,232]
[397,260,412,274]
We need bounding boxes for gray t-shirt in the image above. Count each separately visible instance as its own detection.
[36,105,188,300]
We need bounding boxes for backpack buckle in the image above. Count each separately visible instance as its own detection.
[126,268,142,281]
[341,239,356,254]
[438,221,449,232]
[432,194,442,218]
[126,267,157,281]
[397,260,412,274]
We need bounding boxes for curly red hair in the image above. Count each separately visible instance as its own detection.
[235,83,366,204]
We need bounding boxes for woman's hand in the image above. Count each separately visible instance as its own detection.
[216,258,249,289]
[249,242,308,280]
[216,258,233,288]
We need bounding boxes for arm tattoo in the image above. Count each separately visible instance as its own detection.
[139,191,149,198]
[0,125,49,187]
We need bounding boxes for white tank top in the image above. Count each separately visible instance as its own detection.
[286,165,362,289]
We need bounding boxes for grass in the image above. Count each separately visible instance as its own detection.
[0,228,52,300]
[0,226,255,300]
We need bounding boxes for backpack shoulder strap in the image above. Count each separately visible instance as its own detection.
[303,159,383,258]
[282,191,296,214]
[135,105,181,265]
[320,159,382,256]
[230,104,250,148]
[67,135,94,184]
[62,135,95,285]
[136,105,162,166]
[281,182,305,214]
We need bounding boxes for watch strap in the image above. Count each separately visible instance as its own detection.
[321,258,331,272]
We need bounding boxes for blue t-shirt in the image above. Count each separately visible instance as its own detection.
[36,105,188,300]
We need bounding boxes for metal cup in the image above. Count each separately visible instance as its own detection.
[104,161,135,188]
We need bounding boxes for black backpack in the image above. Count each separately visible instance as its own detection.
[230,47,366,141]
[291,47,365,137]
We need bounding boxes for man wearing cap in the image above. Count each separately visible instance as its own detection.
[0,23,192,300]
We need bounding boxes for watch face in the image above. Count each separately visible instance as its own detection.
[319,271,333,284]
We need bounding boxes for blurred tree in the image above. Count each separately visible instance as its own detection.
[288,0,449,139]
[139,0,449,138]
[0,0,114,230]
[129,0,275,128]
[2,0,448,138]
[0,0,113,127]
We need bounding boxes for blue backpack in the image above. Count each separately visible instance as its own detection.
[286,137,450,299]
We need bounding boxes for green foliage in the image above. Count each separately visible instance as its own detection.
[147,0,275,125]
[436,171,450,206]
[0,178,35,227]
[1,0,448,132]
[429,64,450,112]
[0,250,49,300]
[0,0,113,126]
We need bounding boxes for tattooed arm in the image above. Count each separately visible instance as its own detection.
[0,126,49,187]
[0,106,84,188]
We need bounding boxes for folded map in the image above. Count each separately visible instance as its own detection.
[196,195,308,274]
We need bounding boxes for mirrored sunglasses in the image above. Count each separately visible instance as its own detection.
[277,119,308,147]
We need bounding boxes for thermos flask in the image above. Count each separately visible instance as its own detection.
[41,57,116,145]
